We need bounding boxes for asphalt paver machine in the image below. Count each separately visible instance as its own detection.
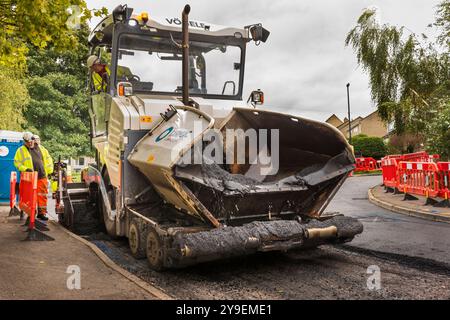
[57,4,362,270]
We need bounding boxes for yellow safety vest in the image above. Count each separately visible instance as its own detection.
[92,66,109,92]
[51,180,58,193]
[92,66,134,91]
[40,145,54,176]
[14,145,54,176]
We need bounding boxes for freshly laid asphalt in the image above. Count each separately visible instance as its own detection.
[327,175,450,264]
[86,175,450,299]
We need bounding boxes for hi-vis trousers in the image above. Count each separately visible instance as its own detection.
[37,177,48,215]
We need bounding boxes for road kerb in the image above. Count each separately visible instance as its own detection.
[367,187,450,224]
[351,173,382,177]
[51,221,173,300]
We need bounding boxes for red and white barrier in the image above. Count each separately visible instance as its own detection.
[437,162,450,201]
[355,157,380,173]
[380,152,449,206]
[381,157,401,188]
[397,162,440,199]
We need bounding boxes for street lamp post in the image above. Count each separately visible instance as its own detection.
[346,83,352,144]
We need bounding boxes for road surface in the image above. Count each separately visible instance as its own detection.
[86,175,450,299]
[328,175,450,264]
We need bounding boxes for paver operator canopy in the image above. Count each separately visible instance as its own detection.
[88,4,268,99]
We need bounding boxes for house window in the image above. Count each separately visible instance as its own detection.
[78,157,85,166]
[388,121,395,133]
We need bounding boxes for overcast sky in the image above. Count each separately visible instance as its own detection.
[85,0,441,121]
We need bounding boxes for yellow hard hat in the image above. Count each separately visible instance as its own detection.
[33,135,40,144]
[23,132,34,142]
[87,55,100,68]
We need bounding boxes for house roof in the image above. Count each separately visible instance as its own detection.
[325,114,344,128]
[337,116,363,130]
[325,114,342,123]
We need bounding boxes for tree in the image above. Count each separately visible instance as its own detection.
[0,0,106,73]
[434,0,450,50]
[24,72,90,159]
[0,1,107,145]
[0,0,84,72]
[387,133,423,154]
[351,134,387,159]
[26,22,90,79]
[0,67,28,130]
[22,23,93,159]
[426,100,450,160]
[345,1,449,154]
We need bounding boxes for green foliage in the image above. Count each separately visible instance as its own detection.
[22,22,94,159]
[26,23,90,79]
[345,1,449,138]
[0,0,107,73]
[24,72,90,159]
[22,20,100,159]
[434,0,450,50]
[0,1,108,159]
[426,101,450,160]
[345,10,403,107]
[0,67,29,130]
[352,134,387,159]
[0,0,83,72]
[345,0,450,127]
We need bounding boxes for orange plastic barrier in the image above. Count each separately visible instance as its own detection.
[381,152,439,188]
[437,162,450,200]
[381,152,449,206]
[397,162,440,199]
[355,157,380,172]
[402,151,439,162]
[19,172,38,230]
[381,157,400,188]
[9,171,17,209]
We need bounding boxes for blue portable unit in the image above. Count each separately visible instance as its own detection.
[0,131,23,204]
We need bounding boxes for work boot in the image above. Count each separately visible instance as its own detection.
[37,213,49,221]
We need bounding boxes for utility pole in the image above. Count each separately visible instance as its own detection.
[346,83,352,144]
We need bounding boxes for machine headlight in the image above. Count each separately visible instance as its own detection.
[118,82,133,97]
